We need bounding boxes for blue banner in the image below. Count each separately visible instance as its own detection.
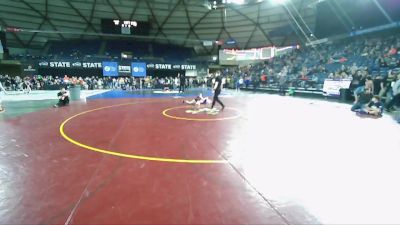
[131,62,146,77]
[102,62,118,76]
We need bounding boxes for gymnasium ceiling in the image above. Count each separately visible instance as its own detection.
[0,0,317,53]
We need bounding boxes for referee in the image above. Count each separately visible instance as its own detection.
[211,73,225,111]
[178,72,185,93]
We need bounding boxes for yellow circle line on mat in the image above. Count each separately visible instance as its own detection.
[59,102,227,164]
[162,106,241,121]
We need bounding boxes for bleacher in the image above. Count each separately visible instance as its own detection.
[48,40,101,60]
[226,32,400,98]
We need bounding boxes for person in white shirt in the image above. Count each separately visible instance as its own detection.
[174,77,179,90]
[0,81,7,112]
[385,74,400,112]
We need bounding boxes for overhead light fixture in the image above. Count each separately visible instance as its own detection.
[271,0,288,4]
[227,0,245,4]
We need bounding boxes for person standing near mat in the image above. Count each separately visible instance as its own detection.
[0,80,6,113]
[211,73,225,111]
[178,72,186,93]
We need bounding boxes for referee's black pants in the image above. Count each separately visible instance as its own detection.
[179,81,185,92]
[211,90,224,109]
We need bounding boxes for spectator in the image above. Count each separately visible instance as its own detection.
[352,72,366,103]
[380,71,397,103]
[385,74,400,112]
[351,89,373,112]
[357,96,384,117]
[278,73,286,95]
[365,76,374,94]
[0,80,6,113]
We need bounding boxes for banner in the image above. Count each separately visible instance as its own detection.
[323,79,352,96]
[131,62,146,77]
[71,62,82,67]
[22,64,37,75]
[146,63,196,70]
[154,64,172,70]
[180,64,196,70]
[38,61,102,68]
[23,64,36,72]
[118,63,131,76]
[38,61,49,67]
[49,61,71,68]
[82,62,102,68]
[35,60,197,74]
[102,62,118,76]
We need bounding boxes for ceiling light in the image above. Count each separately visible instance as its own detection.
[229,0,245,4]
[271,0,288,4]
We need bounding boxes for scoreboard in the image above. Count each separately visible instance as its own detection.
[219,47,274,65]
[101,19,150,36]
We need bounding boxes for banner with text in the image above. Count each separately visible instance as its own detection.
[38,61,103,69]
[118,62,131,76]
[37,61,197,71]
[131,62,146,77]
[146,63,196,70]
[102,62,118,76]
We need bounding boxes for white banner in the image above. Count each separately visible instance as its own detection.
[323,79,352,96]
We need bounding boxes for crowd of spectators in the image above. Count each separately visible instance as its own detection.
[221,33,400,97]
[2,32,400,112]
[0,74,207,92]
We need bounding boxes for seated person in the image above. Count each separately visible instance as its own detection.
[351,89,373,112]
[183,93,210,108]
[357,96,384,117]
[54,88,69,108]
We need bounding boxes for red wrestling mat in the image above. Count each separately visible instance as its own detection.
[0,98,286,224]
[5,95,397,224]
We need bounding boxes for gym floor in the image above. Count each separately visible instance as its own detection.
[1,88,400,224]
